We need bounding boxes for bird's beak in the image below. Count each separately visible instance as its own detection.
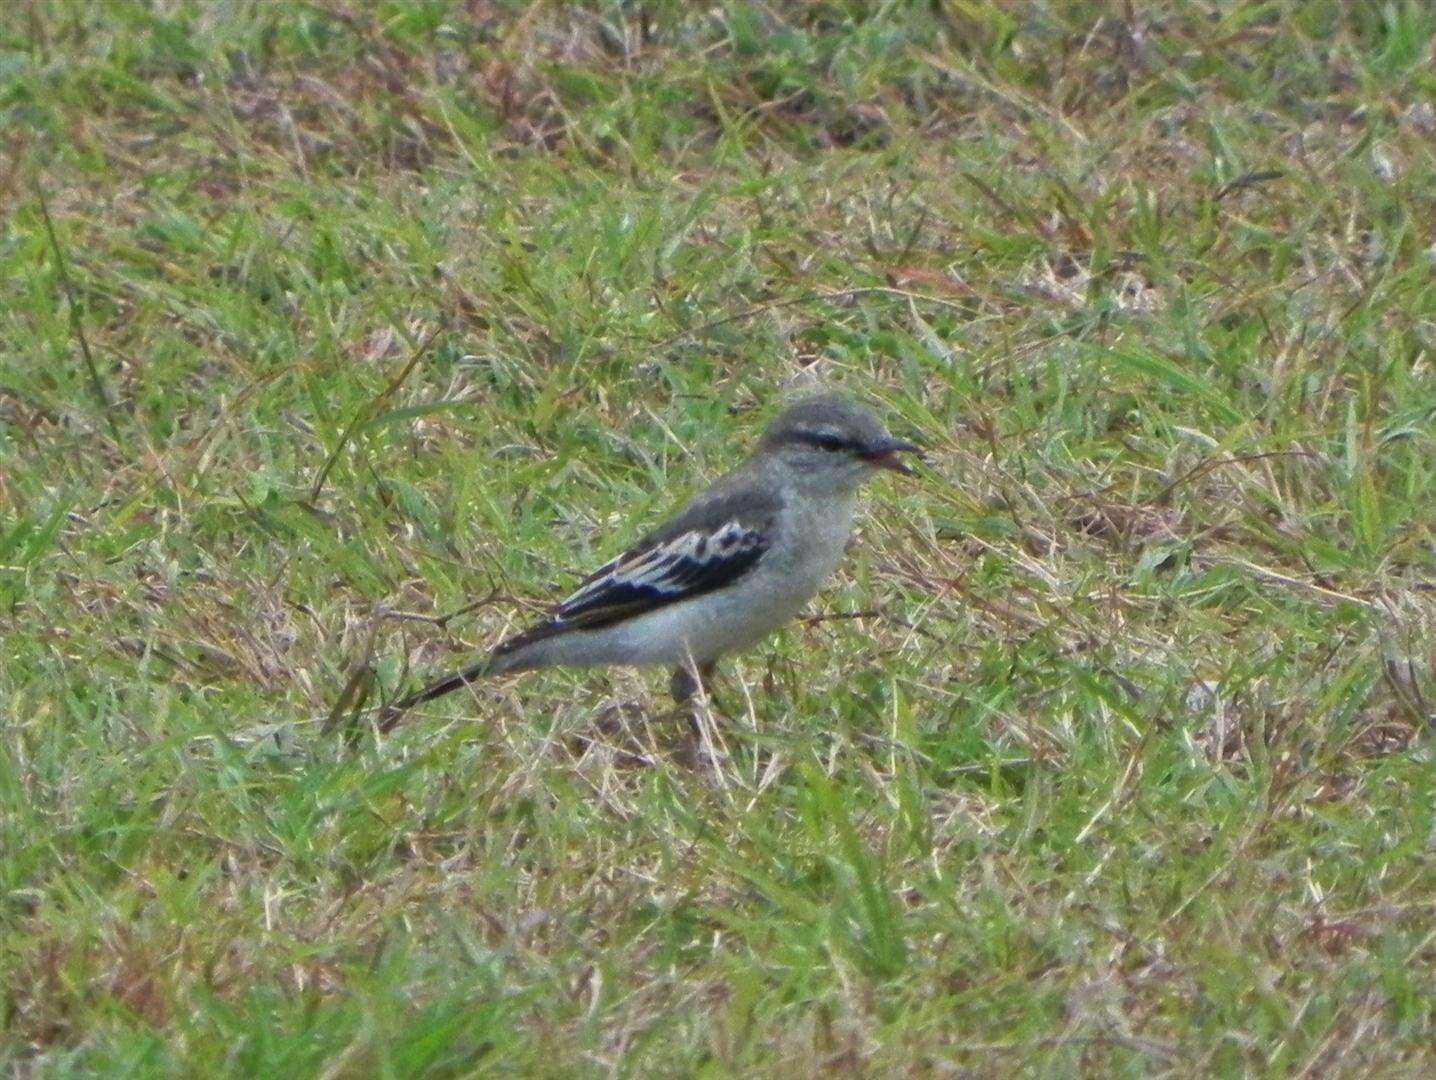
[862,436,922,475]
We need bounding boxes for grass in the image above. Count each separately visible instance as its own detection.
[3,0,1436,1074]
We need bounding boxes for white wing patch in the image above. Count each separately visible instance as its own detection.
[556,520,768,625]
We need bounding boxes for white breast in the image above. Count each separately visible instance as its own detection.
[772,489,857,598]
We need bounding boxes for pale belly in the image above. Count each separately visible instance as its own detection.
[516,490,857,671]
[608,575,820,665]
[593,507,852,666]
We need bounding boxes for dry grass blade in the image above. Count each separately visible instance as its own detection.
[34,185,121,444]
[308,323,442,503]
[9,2,1436,1073]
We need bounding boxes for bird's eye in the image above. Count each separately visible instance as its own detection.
[812,432,849,452]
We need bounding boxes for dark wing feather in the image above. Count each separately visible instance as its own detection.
[491,483,781,656]
[558,518,769,627]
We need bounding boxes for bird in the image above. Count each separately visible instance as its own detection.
[377,392,920,730]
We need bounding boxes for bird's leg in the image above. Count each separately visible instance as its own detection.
[670,660,717,704]
[670,660,726,771]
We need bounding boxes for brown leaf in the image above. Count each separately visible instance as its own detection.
[1303,917,1365,957]
[885,266,976,298]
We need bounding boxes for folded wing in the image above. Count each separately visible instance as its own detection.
[492,485,781,656]
[559,518,769,627]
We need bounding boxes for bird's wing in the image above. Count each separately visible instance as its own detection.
[552,484,782,631]
[383,481,782,720]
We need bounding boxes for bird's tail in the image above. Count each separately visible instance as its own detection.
[371,621,569,733]
[376,655,495,732]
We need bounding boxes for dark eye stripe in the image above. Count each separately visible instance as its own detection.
[797,430,857,453]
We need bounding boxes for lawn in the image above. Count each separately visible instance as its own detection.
[3,1,1436,1074]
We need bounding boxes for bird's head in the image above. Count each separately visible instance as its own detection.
[759,393,922,490]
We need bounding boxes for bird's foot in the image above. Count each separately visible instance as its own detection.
[669,662,716,704]
[667,663,741,774]
[567,700,657,769]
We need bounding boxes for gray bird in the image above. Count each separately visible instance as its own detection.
[379,393,919,728]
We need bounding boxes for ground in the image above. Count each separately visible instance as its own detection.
[3,1,1436,1075]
